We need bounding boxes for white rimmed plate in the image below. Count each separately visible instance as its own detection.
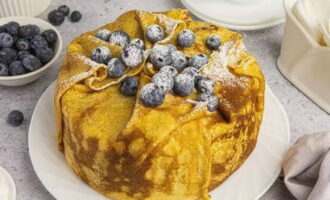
[181,0,285,30]
[28,82,290,200]
[0,166,16,200]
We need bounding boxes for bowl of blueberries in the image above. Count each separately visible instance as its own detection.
[0,16,62,86]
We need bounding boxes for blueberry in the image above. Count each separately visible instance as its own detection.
[173,73,195,97]
[9,61,26,76]
[188,54,208,70]
[58,5,70,16]
[108,30,130,47]
[166,44,177,53]
[0,32,14,48]
[152,72,174,92]
[150,45,172,69]
[159,65,178,78]
[71,11,82,22]
[107,58,126,78]
[7,110,24,126]
[19,24,40,38]
[177,29,195,47]
[146,25,164,43]
[181,66,200,82]
[16,38,30,51]
[120,76,139,96]
[140,83,165,107]
[22,55,42,72]
[91,46,111,64]
[197,77,214,94]
[95,29,111,41]
[35,47,54,63]
[48,10,65,26]
[4,22,19,36]
[17,51,31,60]
[42,29,58,45]
[0,63,9,76]
[121,44,143,68]
[197,93,218,111]
[0,48,17,65]
[206,34,221,50]
[129,38,145,50]
[30,35,48,49]
[171,50,187,71]
[0,26,5,33]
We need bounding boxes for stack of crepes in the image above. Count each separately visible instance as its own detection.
[55,9,265,200]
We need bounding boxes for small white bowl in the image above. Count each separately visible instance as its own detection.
[0,16,62,86]
[277,0,330,113]
[0,0,51,17]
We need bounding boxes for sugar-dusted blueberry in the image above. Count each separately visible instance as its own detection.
[188,54,208,70]
[108,30,130,47]
[166,44,177,53]
[197,93,218,111]
[19,24,40,38]
[4,22,19,36]
[16,38,30,51]
[120,76,139,96]
[146,25,164,43]
[173,73,195,97]
[22,55,42,72]
[121,44,144,68]
[171,50,187,71]
[48,10,65,26]
[42,29,58,45]
[140,83,165,107]
[159,65,178,78]
[17,51,31,60]
[91,46,112,64]
[0,63,9,76]
[95,29,111,41]
[181,66,200,84]
[206,34,221,50]
[152,72,174,92]
[197,77,214,94]
[177,29,195,47]
[35,47,54,63]
[150,45,172,69]
[58,5,70,16]
[0,32,14,48]
[107,58,126,78]
[0,26,5,33]
[0,48,17,65]
[7,110,24,126]
[9,61,26,76]
[30,35,48,49]
[129,38,145,50]
[71,11,82,22]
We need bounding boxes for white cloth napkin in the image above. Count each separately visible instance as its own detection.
[293,0,330,46]
[282,131,330,200]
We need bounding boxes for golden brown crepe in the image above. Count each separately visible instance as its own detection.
[55,9,265,200]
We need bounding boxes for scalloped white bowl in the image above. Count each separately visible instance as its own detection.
[0,16,62,86]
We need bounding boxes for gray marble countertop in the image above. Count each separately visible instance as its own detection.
[0,0,329,199]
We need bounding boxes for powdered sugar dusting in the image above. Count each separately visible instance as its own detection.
[155,14,178,35]
[202,40,247,88]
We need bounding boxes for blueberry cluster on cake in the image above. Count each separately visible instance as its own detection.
[55,9,265,200]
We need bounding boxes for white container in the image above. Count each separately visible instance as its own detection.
[277,0,330,113]
[0,16,62,86]
[0,0,51,17]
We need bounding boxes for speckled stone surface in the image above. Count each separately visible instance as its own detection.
[0,0,329,199]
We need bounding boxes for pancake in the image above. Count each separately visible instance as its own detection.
[55,9,265,200]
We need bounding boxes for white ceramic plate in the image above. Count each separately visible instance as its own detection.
[29,82,290,200]
[0,166,16,200]
[181,0,285,30]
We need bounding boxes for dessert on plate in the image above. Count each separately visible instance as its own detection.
[55,9,265,200]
